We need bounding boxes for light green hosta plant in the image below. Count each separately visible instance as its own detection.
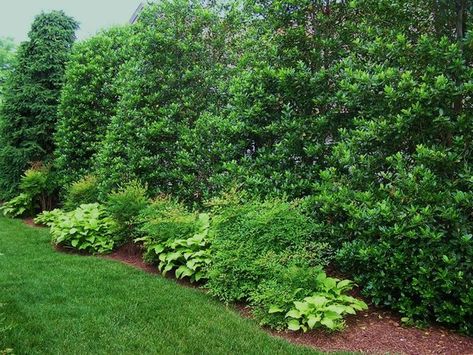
[37,203,116,254]
[270,271,368,332]
[34,208,63,226]
[137,213,211,282]
[0,193,32,217]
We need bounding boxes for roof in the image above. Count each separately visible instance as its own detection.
[129,2,145,24]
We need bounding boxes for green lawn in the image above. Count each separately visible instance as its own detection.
[0,216,321,355]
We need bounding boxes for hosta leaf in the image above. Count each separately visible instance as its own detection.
[287,319,301,331]
[304,295,328,307]
[320,317,335,330]
[186,259,197,270]
[285,309,301,319]
[194,271,204,281]
[337,279,352,290]
[162,263,174,276]
[307,315,321,329]
[324,310,343,321]
[167,252,181,262]
[342,305,356,314]
[268,306,284,314]
[176,265,193,279]
[326,304,346,315]
[153,244,165,254]
[323,277,337,290]
[294,301,311,314]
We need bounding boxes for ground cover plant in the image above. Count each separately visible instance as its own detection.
[0,216,322,354]
[36,203,116,254]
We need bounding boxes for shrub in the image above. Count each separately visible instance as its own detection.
[0,193,32,218]
[249,263,327,329]
[298,26,473,334]
[137,213,211,282]
[138,197,197,244]
[106,180,149,241]
[94,0,236,202]
[63,175,99,211]
[19,164,56,212]
[42,203,115,254]
[206,199,319,303]
[34,208,62,226]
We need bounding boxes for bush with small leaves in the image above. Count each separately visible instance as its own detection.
[105,180,149,241]
[63,175,99,211]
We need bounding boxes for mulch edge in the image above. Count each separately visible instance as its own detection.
[43,226,473,355]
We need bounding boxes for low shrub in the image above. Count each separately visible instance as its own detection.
[0,193,32,217]
[34,208,63,226]
[205,198,366,331]
[19,164,56,212]
[137,213,211,282]
[106,180,149,241]
[38,203,116,254]
[63,175,99,211]
[138,197,197,244]
[206,199,319,303]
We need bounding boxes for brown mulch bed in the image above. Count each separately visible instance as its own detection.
[23,217,45,228]
[100,244,473,355]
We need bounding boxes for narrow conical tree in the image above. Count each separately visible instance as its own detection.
[0,11,78,198]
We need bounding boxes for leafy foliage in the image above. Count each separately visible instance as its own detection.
[139,197,198,244]
[63,175,99,211]
[2,0,472,336]
[0,11,78,199]
[138,213,211,282]
[106,180,149,241]
[207,199,319,303]
[42,203,116,254]
[300,26,473,334]
[0,37,15,99]
[0,193,32,218]
[94,0,239,202]
[19,164,56,212]
[270,271,367,332]
[34,208,62,226]
[54,26,132,187]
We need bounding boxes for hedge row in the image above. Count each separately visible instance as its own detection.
[1,0,472,335]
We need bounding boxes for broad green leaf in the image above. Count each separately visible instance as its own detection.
[268,306,284,314]
[307,315,321,329]
[320,317,335,330]
[287,319,301,331]
[285,309,301,319]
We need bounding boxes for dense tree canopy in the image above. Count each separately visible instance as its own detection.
[54,26,132,189]
[0,11,78,198]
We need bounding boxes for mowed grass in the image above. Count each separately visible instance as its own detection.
[0,216,322,355]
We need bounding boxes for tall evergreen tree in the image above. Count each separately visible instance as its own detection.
[0,37,16,100]
[0,11,78,198]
